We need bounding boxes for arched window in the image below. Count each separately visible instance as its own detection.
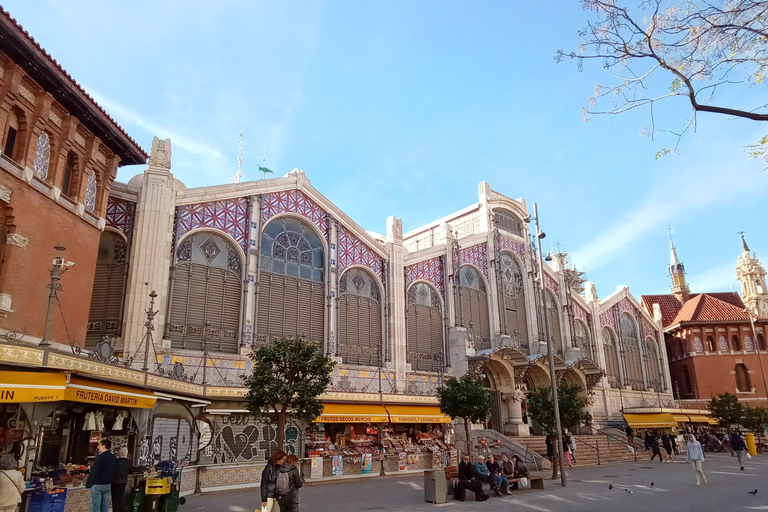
[456,265,490,350]
[620,313,645,391]
[0,202,8,276]
[705,336,716,352]
[545,291,562,355]
[732,334,743,351]
[62,152,77,198]
[166,232,243,354]
[86,231,129,348]
[3,110,19,161]
[644,337,663,391]
[758,334,767,351]
[338,268,382,366]
[33,131,50,180]
[493,209,524,236]
[574,319,591,360]
[406,282,444,372]
[602,327,621,388]
[745,335,755,351]
[718,335,729,352]
[735,363,752,392]
[256,217,324,346]
[498,253,528,344]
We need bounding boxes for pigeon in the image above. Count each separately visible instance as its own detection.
[625,489,634,494]
[748,489,758,495]
[608,484,613,490]
[650,482,654,487]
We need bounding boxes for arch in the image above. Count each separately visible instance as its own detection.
[493,208,524,236]
[745,335,755,351]
[735,363,752,392]
[524,365,551,392]
[732,334,743,351]
[544,290,562,355]
[644,337,663,391]
[601,326,621,388]
[705,335,716,352]
[619,312,645,391]
[33,131,51,180]
[456,264,491,350]
[574,319,591,360]
[718,335,729,352]
[338,267,383,366]
[562,368,588,397]
[166,231,243,354]
[406,281,444,372]
[86,231,130,348]
[758,333,767,351]
[3,107,25,163]
[62,151,79,198]
[256,216,325,347]
[498,251,528,344]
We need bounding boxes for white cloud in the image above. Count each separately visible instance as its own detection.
[687,261,741,292]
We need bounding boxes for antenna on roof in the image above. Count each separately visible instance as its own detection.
[668,223,675,241]
[232,128,243,184]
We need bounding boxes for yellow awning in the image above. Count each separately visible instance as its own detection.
[65,377,156,409]
[671,414,690,423]
[385,405,452,424]
[687,414,718,425]
[0,371,66,403]
[623,413,677,429]
[315,403,389,423]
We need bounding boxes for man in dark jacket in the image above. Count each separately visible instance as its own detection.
[86,439,117,512]
[261,450,287,512]
[276,454,303,512]
[485,455,510,496]
[730,430,748,470]
[509,454,530,490]
[454,455,488,502]
[111,447,138,512]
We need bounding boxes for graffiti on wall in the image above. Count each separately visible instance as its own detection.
[199,414,300,464]
[139,417,194,467]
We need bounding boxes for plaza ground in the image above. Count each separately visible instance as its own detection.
[184,452,768,511]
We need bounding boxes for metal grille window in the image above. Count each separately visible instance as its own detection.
[456,265,490,350]
[406,282,444,372]
[602,327,621,388]
[493,209,524,236]
[256,217,324,346]
[86,231,129,349]
[499,253,528,346]
[620,313,645,391]
[545,291,562,355]
[574,319,591,360]
[166,232,242,354]
[735,363,752,392]
[338,268,382,366]
[644,337,663,391]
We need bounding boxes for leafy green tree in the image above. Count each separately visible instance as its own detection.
[243,337,336,450]
[742,406,768,433]
[437,373,490,458]
[527,383,591,431]
[708,392,745,427]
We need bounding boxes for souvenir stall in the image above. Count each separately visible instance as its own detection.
[383,406,455,471]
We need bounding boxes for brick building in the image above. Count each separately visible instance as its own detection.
[642,236,768,408]
[0,8,147,345]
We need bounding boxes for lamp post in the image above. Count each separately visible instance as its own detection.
[746,310,768,403]
[40,243,72,366]
[534,203,566,487]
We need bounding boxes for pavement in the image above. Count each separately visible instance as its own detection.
[185,452,768,511]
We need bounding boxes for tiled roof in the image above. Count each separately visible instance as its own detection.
[0,7,147,164]
[668,293,750,326]
[641,292,745,327]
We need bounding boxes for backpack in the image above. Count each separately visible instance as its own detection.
[275,470,292,497]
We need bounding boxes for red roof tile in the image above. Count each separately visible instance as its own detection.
[641,292,745,327]
[668,293,749,326]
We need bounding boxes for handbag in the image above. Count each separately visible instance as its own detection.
[746,452,752,459]
[520,477,529,488]
[0,471,21,502]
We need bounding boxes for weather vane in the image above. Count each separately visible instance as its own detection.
[259,154,273,180]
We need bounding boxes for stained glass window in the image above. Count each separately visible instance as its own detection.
[34,132,50,180]
[85,174,97,212]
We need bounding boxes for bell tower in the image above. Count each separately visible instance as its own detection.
[736,234,768,319]
[669,231,690,303]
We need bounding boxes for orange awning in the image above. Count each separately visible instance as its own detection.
[623,413,677,429]
[314,403,389,423]
[65,377,156,409]
[687,414,718,425]
[0,371,66,402]
[385,405,452,424]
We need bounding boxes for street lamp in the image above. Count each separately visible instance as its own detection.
[746,310,768,402]
[40,243,73,366]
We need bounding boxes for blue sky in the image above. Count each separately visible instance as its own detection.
[7,1,767,299]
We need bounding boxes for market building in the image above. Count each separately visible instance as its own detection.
[641,235,768,409]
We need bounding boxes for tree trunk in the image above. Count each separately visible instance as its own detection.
[551,443,559,480]
[277,411,286,452]
[464,419,472,460]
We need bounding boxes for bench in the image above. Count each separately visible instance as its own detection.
[443,466,544,497]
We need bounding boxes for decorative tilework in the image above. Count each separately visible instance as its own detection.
[48,110,62,127]
[105,197,136,240]
[263,189,329,239]
[177,198,249,252]
[33,132,50,180]
[543,272,560,298]
[337,225,386,283]
[74,132,86,147]
[600,309,616,330]
[17,84,35,104]
[497,235,526,263]
[84,174,97,212]
[200,465,262,488]
[641,317,657,339]
[573,302,590,323]
[460,242,488,277]
[405,256,444,297]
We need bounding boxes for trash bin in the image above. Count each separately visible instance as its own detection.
[746,433,758,456]
[424,469,447,504]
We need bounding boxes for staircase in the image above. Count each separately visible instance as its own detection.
[469,429,551,470]
[520,434,638,466]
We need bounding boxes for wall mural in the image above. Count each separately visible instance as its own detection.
[139,416,194,467]
[199,414,300,464]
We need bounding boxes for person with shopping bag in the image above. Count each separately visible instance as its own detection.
[260,450,288,512]
[0,455,24,512]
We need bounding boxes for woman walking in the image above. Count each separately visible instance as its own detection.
[686,434,707,486]
[567,433,577,464]
[260,450,288,512]
[277,454,303,512]
[0,454,24,512]
[661,433,674,463]
[562,433,573,468]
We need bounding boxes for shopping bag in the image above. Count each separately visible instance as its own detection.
[520,477,529,488]
[261,506,269,512]
[746,453,752,459]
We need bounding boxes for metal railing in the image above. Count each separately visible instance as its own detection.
[572,435,601,465]
[582,424,638,462]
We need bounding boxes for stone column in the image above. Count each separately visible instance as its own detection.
[328,217,339,356]
[503,396,529,436]
[122,138,181,359]
[387,216,407,392]
[241,195,260,354]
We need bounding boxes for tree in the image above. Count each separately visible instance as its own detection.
[558,1,768,162]
[708,392,745,427]
[527,383,592,432]
[742,406,768,432]
[243,337,336,451]
[437,373,491,458]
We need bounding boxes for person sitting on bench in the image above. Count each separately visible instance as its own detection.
[455,455,489,502]
[509,455,530,490]
[485,454,511,496]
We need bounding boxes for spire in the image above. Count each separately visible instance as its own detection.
[670,238,680,266]
[739,231,750,254]
[668,226,690,302]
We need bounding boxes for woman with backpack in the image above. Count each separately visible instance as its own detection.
[276,454,303,512]
[260,450,288,512]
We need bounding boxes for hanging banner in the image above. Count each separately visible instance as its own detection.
[332,455,343,476]
[361,453,372,474]
[310,456,323,479]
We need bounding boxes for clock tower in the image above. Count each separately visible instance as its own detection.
[736,234,768,319]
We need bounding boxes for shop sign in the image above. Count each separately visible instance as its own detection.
[65,378,156,409]
[310,457,323,479]
[0,372,66,403]
[318,415,372,423]
[332,455,343,476]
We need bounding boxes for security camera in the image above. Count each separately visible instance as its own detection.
[53,257,65,266]
[64,261,75,267]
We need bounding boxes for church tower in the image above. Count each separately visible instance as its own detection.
[669,234,690,303]
[736,234,768,319]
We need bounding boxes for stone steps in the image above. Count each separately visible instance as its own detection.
[512,435,638,466]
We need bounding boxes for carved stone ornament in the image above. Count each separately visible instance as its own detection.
[148,137,172,169]
[6,233,28,249]
[387,216,403,242]
[0,183,10,203]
